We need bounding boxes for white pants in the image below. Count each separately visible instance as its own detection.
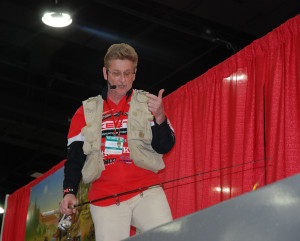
[90,186,173,241]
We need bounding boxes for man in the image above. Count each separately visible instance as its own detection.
[60,43,175,241]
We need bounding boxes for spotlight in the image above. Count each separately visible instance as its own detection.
[42,0,72,28]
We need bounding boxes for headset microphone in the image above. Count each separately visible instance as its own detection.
[107,81,117,89]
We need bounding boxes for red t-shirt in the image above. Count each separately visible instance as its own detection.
[68,94,160,206]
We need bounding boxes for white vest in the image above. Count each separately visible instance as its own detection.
[81,89,165,184]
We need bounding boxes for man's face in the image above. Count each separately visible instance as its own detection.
[103,59,136,98]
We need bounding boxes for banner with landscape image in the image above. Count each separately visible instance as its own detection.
[24,167,94,241]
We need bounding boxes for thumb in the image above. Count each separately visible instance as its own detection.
[158,89,165,99]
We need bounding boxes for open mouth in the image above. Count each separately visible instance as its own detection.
[118,85,127,88]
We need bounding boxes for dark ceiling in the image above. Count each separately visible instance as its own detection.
[0,0,299,213]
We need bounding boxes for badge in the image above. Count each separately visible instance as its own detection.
[105,136,124,155]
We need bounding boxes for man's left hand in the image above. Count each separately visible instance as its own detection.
[146,89,166,125]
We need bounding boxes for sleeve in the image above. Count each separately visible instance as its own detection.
[63,106,87,197]
[63,142,86,196]
[151,117,175,154]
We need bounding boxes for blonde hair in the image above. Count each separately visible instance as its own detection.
[104,43,138,68]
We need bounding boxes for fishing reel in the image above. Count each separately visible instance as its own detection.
[58,214,72,240]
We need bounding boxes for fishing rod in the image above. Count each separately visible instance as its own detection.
[42,157,269,217]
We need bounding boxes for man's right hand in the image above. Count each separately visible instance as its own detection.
[60,194,77,215]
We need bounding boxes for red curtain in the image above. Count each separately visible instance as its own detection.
[2,14,300,240]
[1,160,65,241]
[160,14,300,219]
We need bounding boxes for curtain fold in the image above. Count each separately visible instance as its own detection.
[264,19,300,182]
[160,14,300,219]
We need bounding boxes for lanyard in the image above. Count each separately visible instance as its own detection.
[106,98,129,136]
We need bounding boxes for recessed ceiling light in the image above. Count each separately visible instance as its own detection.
[42,11,72,28]
[42,0,72,28]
